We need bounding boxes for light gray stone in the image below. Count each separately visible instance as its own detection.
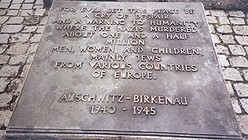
[217,55,229,66]
[214,45,229,55]
[216,25,232,33]
[24,0,35,3]
[1,0,12,2]
[6,17,24,24]
[6,44,29,55]
[245,46,248,55]
[234,83,248,97]
[36,26,44,33]
[35,0,43,5]
[228,45,246,56]
[228,11,245,17]
[39,16,48,25]
[8,78,24,96]
[33,5,43,9]
[0,2,10,9]
[22,4,33,9]
[236,115,248,135]
[0,78,10,93]
[204,10,211,16]
[222,68,242,81]
[206,16,218,24]
[219,34,236,44]
[231,98,242,114]
[0,34,10,44]
[229,17,245,25]
[243,70,248,81]
[9,3,21,10]
[10,33,30,43]
[0,65,21,77]
[0,93,12,107]
[0,45,8,54]
[210,10,227,17]
[30,34,42,42]
[240,99,248,113]
[6,10,19,16]
[12,0,24,3]
[0,55,10,64]
[0,130,6,140]
[228,56,248,67]
[9,55,27,65]
[34,9,45,16]
[27,43,38,54]
[0,110,12,128]
[20,9,34,16]
[233,26,248,35]
[218,16,230,24]
[225,81,234,96]
[22,26,37,33]
[0,9,7,15]
[235,36,248,45]
[1,25,23,33]
[0,16,9,24]
[208,24,215,33]
[20,64,31,77]
[211,34,221,44]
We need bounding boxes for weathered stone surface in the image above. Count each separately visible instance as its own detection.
[0,9,7,16]
[0,45,8,54]
[6,17,24,24]
[236,115,248,135]
[218,16,230,24]
[243,70,248,81]
[0,93,12,107]
[211,34,221,44]
[229,17,245,25]
[0,110,12,128]
[210,10,227,17]
[0,34,10,44]
[228,45,246,56]
[7,1,241,139]
[24,0,35,3]
[12,0,24,3]
[206,16,218,24]
[1,25,23,33]
[222,68,242,81]
[27,43,38,54]
[216,25,232,33]
[231,98,242,114]
[6,44,29,55]
[228,56,248,67]
[20,9,34,16]
[6,10,19,16]
[20,64,31,78]
[9,55,27,65]
[22,4,33,9]
[214,45,229,55]
[0,65,20,77]
[22,26,37,33]
[36,26,44,33]
[225,81,234,96]
[30,34,42,42]
[233,26,248,35]
[8,78,24,96]
[10,33,31,43]
[34,9,46,16]
[0,2,10,9]
[0,16,9,24]
[235,36,248,45]
[240,99,248,113]
[0,55,10,64]
[23,15,40,25]
[217,55,229,66]
[9,3,22,10]
[234,83,248,97]
[208,24,215,33]
[228,11,245,17]
[0,78,10,93]
[219,34,236,44]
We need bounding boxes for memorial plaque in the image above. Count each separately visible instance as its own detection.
[7,1,241,139]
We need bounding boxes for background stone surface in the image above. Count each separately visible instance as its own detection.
[0,0,248,139]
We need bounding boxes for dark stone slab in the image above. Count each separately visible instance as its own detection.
[7,1,241,139]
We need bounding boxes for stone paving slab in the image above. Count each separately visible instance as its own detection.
[0,0,248,139]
